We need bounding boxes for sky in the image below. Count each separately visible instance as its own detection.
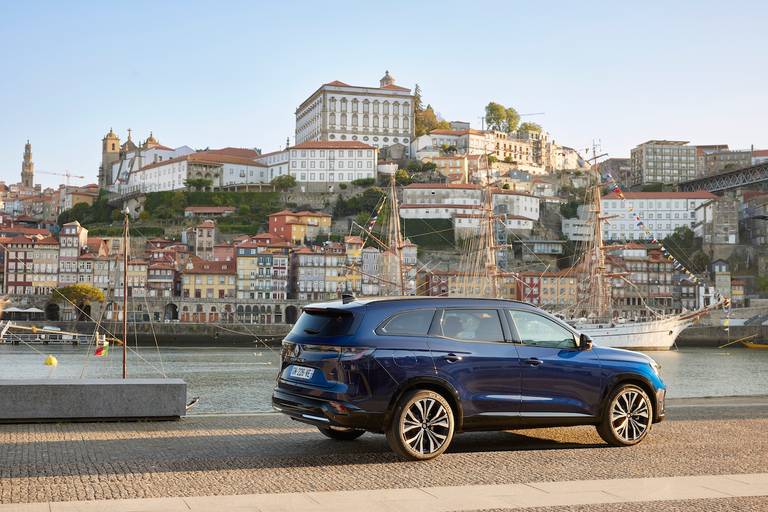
[1,0,767,188]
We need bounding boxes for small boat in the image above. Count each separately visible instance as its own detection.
[741,340,768,349]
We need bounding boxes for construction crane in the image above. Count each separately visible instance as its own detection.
[38,170,85,189]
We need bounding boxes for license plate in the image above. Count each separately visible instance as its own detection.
[290,366,315,380]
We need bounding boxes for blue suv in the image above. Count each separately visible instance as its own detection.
[272,297,665,460]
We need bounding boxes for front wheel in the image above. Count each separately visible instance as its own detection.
[317,426,365,441]
[597,384,653,446]
[386,390,455,460]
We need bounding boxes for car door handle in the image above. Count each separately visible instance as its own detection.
[524,357,543,367]
[443,353,463,363]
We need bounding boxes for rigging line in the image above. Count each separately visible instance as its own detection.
[141,289,166,378]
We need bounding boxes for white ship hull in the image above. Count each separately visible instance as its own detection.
[573,315,692,351]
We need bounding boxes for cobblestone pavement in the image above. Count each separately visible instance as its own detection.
[475,496,768,511]
[1,396,767,505]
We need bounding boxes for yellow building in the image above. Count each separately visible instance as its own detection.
[181,256,236,300]
[268,210,332,243]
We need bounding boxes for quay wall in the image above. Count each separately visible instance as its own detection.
[6,321,292,347]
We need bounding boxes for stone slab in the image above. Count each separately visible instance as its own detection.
[0,378,186,422]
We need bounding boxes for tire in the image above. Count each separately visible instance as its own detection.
[597,384,653,446]
[386,389,455,460]
[317,426,365,441]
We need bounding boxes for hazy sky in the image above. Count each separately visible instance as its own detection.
[1,1,766,188]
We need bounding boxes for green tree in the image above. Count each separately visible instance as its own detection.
[184,178,213,191]
[519,122,542,133]
[485,102,508,131]
[485,102,520,133]
[505,107,520,133]
[52,284,105,321]
[271,174,297,203]
[395,169,412,186]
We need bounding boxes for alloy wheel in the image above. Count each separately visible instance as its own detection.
[610,389,650,442]
[401,397,450,455]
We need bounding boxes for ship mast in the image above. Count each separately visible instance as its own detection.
[122,208,129,379]
[586,141,611,319]
[386,174,405,295]
[483,169,500,298]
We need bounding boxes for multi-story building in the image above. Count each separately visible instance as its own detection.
[694,145,729,177]
[287,141,377,186]
[694,194,739,245]
[518,270,578,308]
[400,184,540,235]
[629,140,697,187]
[699,148,751,176]
[184,219,218,260]
[268,209,332,244]
[601,191,717,241]
[295,71,415,157]
[180,256,236,300]
[235,238,290,300]
[58,221,88,286]
[606,245,675,318]
[3,235,59,296]
[290,245,350,301]
[147,261,176,298]
[123,149,268,195]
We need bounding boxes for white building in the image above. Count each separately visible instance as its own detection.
[295,71,415,157]
[601,191,717,241]
[122,150,269,194]
[287,141,377,185]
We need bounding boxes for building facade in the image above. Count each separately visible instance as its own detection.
[295,72,415,157]
[601,191,716,241]
[629,140,697,187]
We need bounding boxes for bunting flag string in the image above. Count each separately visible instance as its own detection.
[600,171,731,317]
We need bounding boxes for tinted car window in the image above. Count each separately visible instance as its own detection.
[378,309,436,336]
[290,309,354,337]
[508,310,575,348]
[440,309,504,343]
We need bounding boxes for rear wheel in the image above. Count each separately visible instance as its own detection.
[386,390,455,460]
[597,384,653,446]
[317,426,365,441]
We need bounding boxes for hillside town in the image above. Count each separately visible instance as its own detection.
[2,71,767,324]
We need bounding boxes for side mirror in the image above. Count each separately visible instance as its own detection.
[579,333,593,351]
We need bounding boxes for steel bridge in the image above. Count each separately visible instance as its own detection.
[678,162,768,193]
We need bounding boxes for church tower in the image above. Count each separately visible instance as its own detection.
[99,128,120,188]
[379,70,396,88]
[21,140,34,188]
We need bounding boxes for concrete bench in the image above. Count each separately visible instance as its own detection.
[0,379,187,422]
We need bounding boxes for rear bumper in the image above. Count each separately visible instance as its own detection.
[271,387,379,431]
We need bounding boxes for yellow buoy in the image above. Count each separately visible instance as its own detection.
[43,355,58,367]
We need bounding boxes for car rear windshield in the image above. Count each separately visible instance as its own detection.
[290,309,355,337]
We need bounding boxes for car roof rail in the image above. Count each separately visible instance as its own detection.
[341,293,356,304]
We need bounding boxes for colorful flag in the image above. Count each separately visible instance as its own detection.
[95,341,110,357]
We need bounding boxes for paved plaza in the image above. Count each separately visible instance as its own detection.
[1,396,768,511]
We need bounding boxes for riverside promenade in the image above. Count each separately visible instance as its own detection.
[2,396,768,511]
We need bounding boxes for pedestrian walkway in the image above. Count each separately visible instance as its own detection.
[3,473,768,511]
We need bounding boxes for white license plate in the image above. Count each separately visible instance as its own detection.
[290,366,315,380]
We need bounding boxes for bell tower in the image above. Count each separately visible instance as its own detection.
[100,128,121,188]
[379,70,396,88]
[21,140,34,188]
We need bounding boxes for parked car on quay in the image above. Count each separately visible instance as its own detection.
[272,296,665,460]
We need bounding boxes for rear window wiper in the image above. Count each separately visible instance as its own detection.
[304,328,320,335]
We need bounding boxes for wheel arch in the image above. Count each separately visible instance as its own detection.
[386,376,464,432]
[603,374,659,422]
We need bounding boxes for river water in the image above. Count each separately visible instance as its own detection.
[0,344,766,414]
